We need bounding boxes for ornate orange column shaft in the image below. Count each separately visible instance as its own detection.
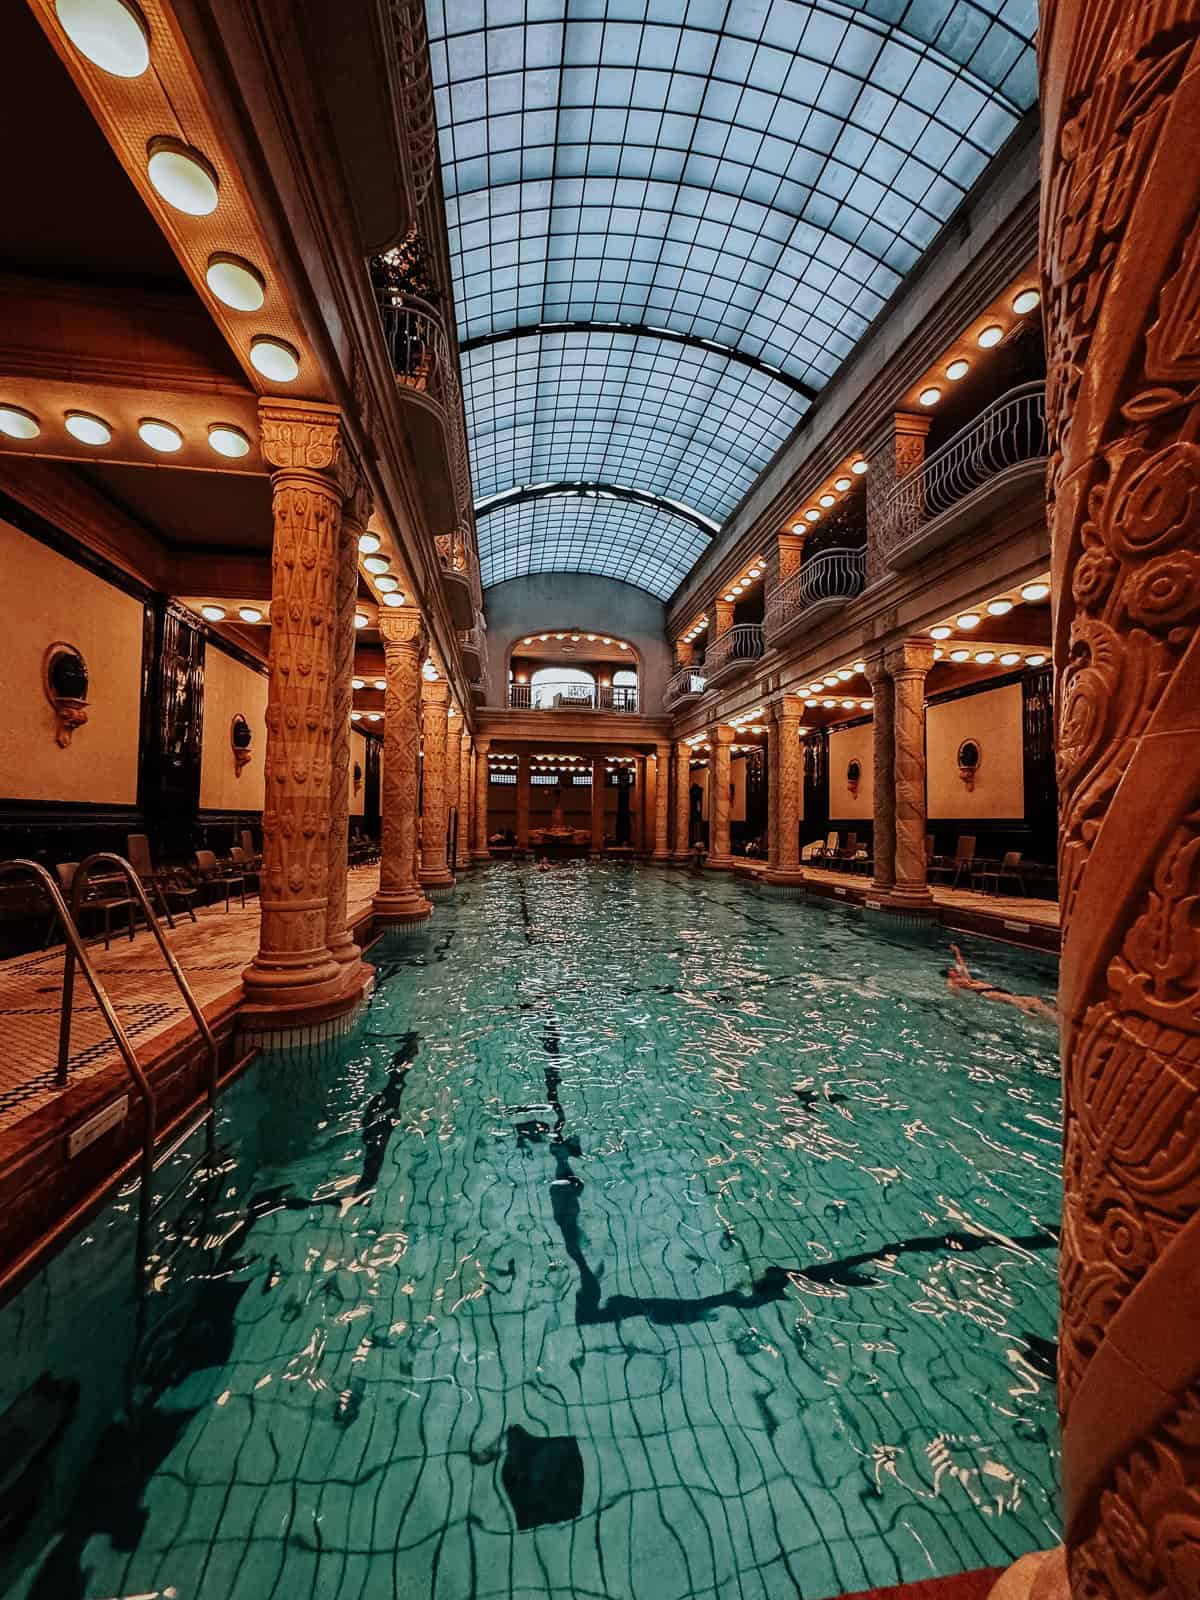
[1040,6,1200,1595]
[456,731,473,869]
[866,653,896,895]
[766,724,780,871]
[652,742,672,861]
[672,741,691,860]
[764,695,804,891]
[706,725,734,869]
[243,400,359,1021]
[372,608,432,927]
[591,755,606,853]
[325,471,370,971]
[516,752,531,851]
[419,679,455,891]
[472,737,491,859]
[884,639,934,911]
[445,709,464,873]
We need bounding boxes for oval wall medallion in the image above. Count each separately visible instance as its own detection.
[43,642,89,748]
[846,757,861,799]
[231,712,253,776]
[957,738,982,792]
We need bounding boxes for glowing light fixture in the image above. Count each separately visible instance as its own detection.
[359,532,381,555]
[819,493,836,508]
[841,699,855,709]
[852,660,865,673]
[974,651,995,664]
[365,555,391,576]
[238,606,263,623]
[949,648,970,662]
[200,604,226,622]
[208,423,250,459]
[619,641,629,649]
[822,698,835,708]
[354,613,368,629]
[205,254,265,312]
[748,566,762,578]
[1012,288,1040,315]
[957,612,981,629]
[859,700,872,711]
[368,712,382,722]
[977,324,1004,348]
[930,625,952,640]
[823,675,838,687]
[138,418,182,452]
[147,138,218,216]
[375,575,399,592]
[352,678,364,690]
[809,682,823,694]
[382,592,406,607]
[946,359,969,381]
[919,386,941,407]
[65,410,110,446]
[723,592,736,601]
[0,405,40,440]
[987,598,1013,616]
[351,710,362,721]
[602,637,612,645]
[1021,582,1050,601]
[836,669,852,681]
[373,679,386,691]
[1000,651,1022,666]
[56,0,150,75]
[1026,653,1047,666]
[804,509,820,523]
[852,460,868,476]
[586,633,596,641]
[249,337,300,383]
[834,478,851,493]
[932,647,943,660]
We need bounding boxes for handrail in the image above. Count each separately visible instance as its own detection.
[0,858,158,1285]
[766,545,866,635]
[665,664,707,706]
[706,622,764,674]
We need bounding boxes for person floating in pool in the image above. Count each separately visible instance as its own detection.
[947,944,1056,1020]
[536,856,552,873]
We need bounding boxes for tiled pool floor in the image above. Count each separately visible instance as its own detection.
[1,864,1062,1599]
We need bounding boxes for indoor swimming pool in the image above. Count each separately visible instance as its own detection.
[1,865,1063,1600]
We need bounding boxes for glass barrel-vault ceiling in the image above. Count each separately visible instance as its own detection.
[427,0,1038,600]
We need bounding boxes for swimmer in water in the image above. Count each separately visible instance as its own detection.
[947,944,1056,1020]
[536,857,552,873]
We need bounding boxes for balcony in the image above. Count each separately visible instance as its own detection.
[436,528,479,629]
[458,616,486,678]
[883,381,1049,570]
[508,681,640,713]
[765,547,866,643]
[702,623,764,688]
[665,664,707,708]
[468,657,489,706]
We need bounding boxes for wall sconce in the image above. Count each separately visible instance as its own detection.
[957,738,981,792]
[44,643,89,748]
[353,761,363,797]
[846,758,861,799]
[231,713,253,777]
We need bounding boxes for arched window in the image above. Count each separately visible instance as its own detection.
[609,666,639,712]
[530,665,595,709]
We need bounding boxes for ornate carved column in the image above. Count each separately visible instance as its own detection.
[651,742,672,862]
[1037,8,1200,1597]
[243,400,363,1023]
[764,695,804,891]
[675,638,694,667]
[777,530,805,584]
[372,607,431,928]
[325,471,371,971]
[471,737,491,859]
[865,412,931,584]
[445,709,464,874]
[516,752,531,852]
[591,755,606,853]
[884,639,934,912]
[672,741,691,861]
[766,726,780,871]
[706,724,734,869]
[865,654,896,896]
[713,597,735,639]
[456,731,473,869]
[418,679,454,891]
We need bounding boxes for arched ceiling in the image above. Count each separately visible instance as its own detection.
[427,0,1038,600]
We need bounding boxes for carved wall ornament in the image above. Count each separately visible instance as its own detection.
[231,713,253,777]
[847,758,862,799]
[956,739,981,793]
[43,642,88,748]
[353,761,363,797]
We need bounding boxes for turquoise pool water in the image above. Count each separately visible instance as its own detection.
[2,864,1062,1600]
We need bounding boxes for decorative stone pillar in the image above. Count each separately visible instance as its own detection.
[445,710,464,875]
[372,607,432,928]
[764,695,804,891]
[777,530,805,584]
[706,725,734,869]
[591,755,606,853]
[516,752,531,852]
[471,737,491,860]
[865,654,896,896]
[1034,9,1200,1598]
[418,679,455,892]
[325,470,371,972]
[652,742,672,862]
[884,639,934,912]
[242,400,364,1024]
[456,732,473,869]
[713,597,735,639]
[865,412,931,584]
[675,638,694,667]
[672,741,691,861]
[766,727,779,871]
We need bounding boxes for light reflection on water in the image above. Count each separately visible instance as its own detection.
[1,864,1061,1600]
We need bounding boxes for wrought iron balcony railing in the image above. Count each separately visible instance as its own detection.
[766,546,866,638]
[882,381,1048,562]
[704,623,764,680]
[507,681,639,713]
[385,0,439,212]
[664,665,707,707]
[375,291,456,412]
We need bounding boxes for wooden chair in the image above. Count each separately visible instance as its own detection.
[194,849,246,911]
[230,845,260,890]
[240,829,263,869]
[54,862,136,950]
[834,831,858,869]
[126,833,199,927]
[976,850,1026,897]
[930,834,977,889]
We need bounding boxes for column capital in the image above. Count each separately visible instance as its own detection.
[378,606,425,650]
[421,677,451,709]
[885,637,936,678]
[709,723,736,745]
[713,597,735,636]
[259,398,344,475]
[475,735,492,756]
[777,530,806,583]
[770,692,806,723]
[338,462,373,531]
[864,650,890,689]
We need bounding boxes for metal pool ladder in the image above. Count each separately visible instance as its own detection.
[0,853,221,1290]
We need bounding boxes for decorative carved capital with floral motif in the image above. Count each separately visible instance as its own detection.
[259,399,343,477]
[884,637,935,679]
[378,606,425,651]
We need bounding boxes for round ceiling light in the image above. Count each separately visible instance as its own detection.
[619,641,629,649]
[987,598,1014,616]
[363,554,389,575]
[919,386,941,406]
[138,417,182,452]
[1012,288,1040,315]
[208,423,250,458]
[859,701,872,711]
[852,460,868,475]
[949,648,970,662]
[819,493,836,508]
[249,337,300,383]
[359,532,382,555]
[55,0,150,77]
[946,359,970,381]
[836,668,852,681]
[823,675,839,687]
[974,650,995,664]
[723,592,736,601]
[957,612,981,629]
[930,625,952,640]
[834,477,851,492]
[200,604,226,622]
[352,678,364,690]
[1000,651,1022,665]
[977,324,1004,348]
[373,679,387,691]
[205,254,265,312]
[375,574,399,592]
[382,592,406,607]
[853,660,866,673]
[0,405,40,440]
[933,648,943,660]
[354,613,369,629]
[147,138,219,216]
[1021,582,1050,601]
[65,410,111,446]
[351,710,362,721]
[804,508,820,523]
[368,712,382,722]
[238,606,263,623]
[1026,653,1047,666]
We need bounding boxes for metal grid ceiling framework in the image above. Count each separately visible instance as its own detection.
[427,0,1038,599]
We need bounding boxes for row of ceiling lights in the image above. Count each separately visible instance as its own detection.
[681,615,708,644]
[916,287,1041,407]
[793,457,869,532]
[194,601,376,629]
[359,531,407,603]
[519,632,631,650]
[0,405,253,457]
[928,581,1049,641]
[53,0,301,381]
[721,558,766,604]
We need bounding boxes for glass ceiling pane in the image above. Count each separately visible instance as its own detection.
[428,0,1038,594]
